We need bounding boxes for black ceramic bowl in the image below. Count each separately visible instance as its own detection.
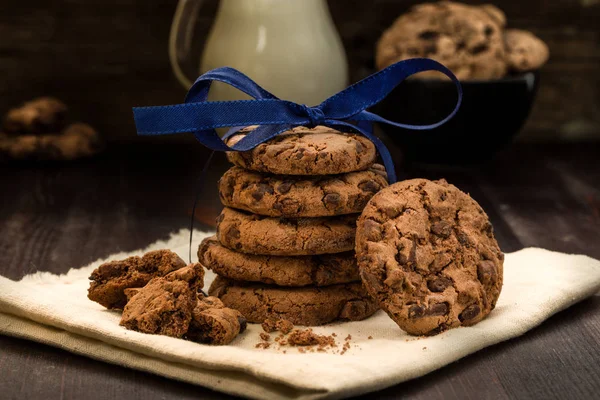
[372,71,540,165]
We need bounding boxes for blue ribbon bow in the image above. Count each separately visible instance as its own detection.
[133,58,462,183]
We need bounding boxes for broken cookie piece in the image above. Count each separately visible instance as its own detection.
[164,262,205,293]
[88,249,186,309]
[187,297,247,345]
[120,277,196,337]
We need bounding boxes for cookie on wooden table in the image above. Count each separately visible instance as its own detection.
[504,29,549,72]
[355,178,504,336]
[3,97,67,134]
[208,277,378,326]
[216,207,357,256]
[219,164,388,217]
[198,236,360,286]
[226,125,377,176]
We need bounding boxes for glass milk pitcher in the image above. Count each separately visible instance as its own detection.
[169,0,348,105]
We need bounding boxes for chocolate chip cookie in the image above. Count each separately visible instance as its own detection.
[208,277,378,326]
[376,1,507,80]
[88,249,187,309]
[225,125,377,176]
[120,276,196,337]
[355,178,503,336]
[219,165,388,217]
[216,207,357,255]
[198,236,360,286]
[504,29,549,72]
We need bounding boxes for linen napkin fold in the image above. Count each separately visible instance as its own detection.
[1,230,599,400]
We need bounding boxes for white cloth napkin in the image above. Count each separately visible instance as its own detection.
[1,230,599,400]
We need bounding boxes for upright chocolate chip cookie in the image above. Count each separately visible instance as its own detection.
[355,178,503,336]
[504,29,549,72]
[376,2,507,80]
[225,125,377,175]
[88,249,187,309]
[208,277,378,326]
[216,207,357,255]
[219,165,388,217]
[198,236,360,286]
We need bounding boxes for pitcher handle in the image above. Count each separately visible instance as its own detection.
[169,0,204,89]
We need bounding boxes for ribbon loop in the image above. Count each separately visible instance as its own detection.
[133,58,463,184]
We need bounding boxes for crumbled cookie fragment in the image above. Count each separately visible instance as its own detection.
[186,295,246,345]
[260,333,270,341]
[286,329,336,347]
[88,249,186,309]
[3,97,67,134]
[262,317,295,334]
[120,277,196,338]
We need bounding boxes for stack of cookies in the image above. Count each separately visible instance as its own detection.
[199,125,389,326]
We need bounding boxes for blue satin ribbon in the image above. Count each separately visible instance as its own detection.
[133,58,462,183]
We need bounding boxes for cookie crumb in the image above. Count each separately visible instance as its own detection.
[423,346,427,350]
[344,334,352,341]
[368,336,373,340]
[255,342,271,349]
[286,329,336,347]
[260,333,270,341]
[261,317,295,334]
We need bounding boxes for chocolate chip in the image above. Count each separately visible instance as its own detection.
[427,303,449,316]
[355,141,364,153]
[484,25,494,36]
[251,183,274,201]
[273,198,301,214]
[477,260,497,285]
[227,227,240,240]
[424,44,438,55]
[459,304,480,322]
[470,44,489,55]
[395,252,408,265]
[457,232,470,247]
[408,304,425,318]
[427,277,452,292]
[419,30,440,40]
[238,316,247,333]
[295,148,306,159]
[456,41,466,51]
[363,219,383,242]
[384,206,401,218]
[324,193,341,206]
[431,221,452,238]
[276,181,293,194]
[358,180,380,193]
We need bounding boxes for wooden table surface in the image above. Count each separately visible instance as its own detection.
[1,142,599,400]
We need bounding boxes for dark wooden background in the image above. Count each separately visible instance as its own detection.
[0,0,599,144]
